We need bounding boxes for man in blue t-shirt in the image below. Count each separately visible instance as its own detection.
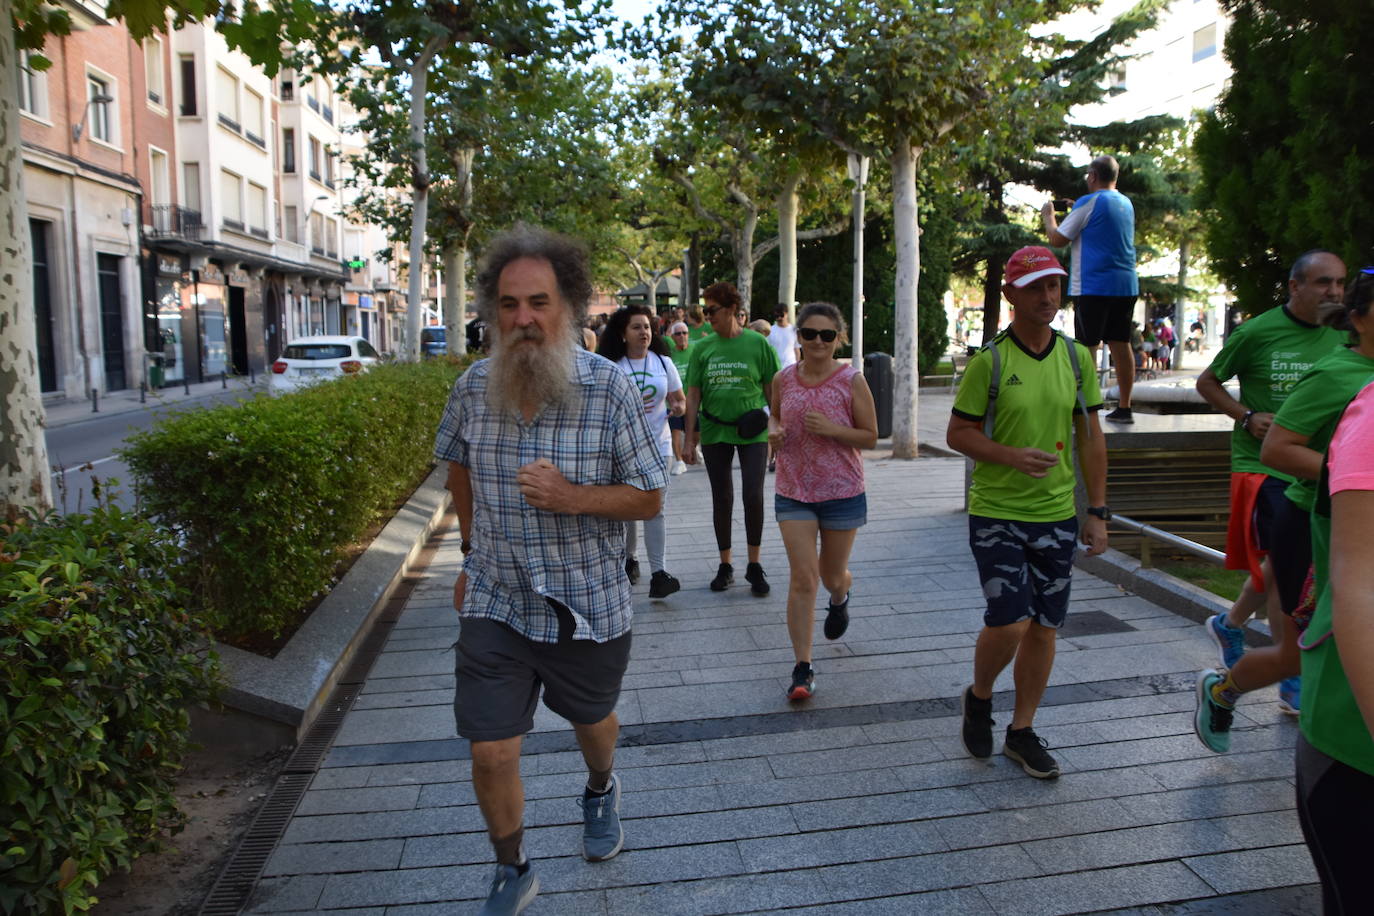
[1042,154,1140,424]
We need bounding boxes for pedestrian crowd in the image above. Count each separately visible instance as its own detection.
[433,218,1369,915]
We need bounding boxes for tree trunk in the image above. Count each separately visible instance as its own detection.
[683,234,700,311]
[0,7,52,514]
[732,211,758,314]
[443,238,468,357]
[776,173,800,315]
[890,140,922,459]
[403,39,445,361]
[981,258,1004,347]
[1173,233,1190,370]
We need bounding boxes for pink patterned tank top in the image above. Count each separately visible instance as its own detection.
[775,362,865,502]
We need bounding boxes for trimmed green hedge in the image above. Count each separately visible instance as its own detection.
[122,360,464,641]
[0,506,219,914]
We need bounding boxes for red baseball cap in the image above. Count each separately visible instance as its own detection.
[1005,246,1068,288]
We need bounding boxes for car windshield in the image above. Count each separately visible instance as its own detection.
[284,344,352,360]
[422,328,445,342]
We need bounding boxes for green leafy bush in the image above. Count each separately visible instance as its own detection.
[0,506,220,915]
[122,360,464,641]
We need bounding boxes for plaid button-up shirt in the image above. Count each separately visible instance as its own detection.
[434,348,668,643]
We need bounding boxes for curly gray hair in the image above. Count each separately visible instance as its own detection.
[474,223,594,326]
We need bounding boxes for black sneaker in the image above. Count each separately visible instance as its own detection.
[710,563,734,591]
[647,570,680,599]
[745,562,770,596]
[625,557,640,585]
[1105,406,1134,424]
[787,662,815,701]
[960,686,994,759]
[1003,726,1060,779]
[823,591,850,640]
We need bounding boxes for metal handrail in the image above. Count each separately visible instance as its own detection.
[1108,513,1225,566]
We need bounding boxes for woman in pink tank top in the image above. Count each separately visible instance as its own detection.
[768,302,879,701]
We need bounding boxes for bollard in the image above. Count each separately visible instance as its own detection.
[184,375,191,396]
[250,365,255,384]
[91,388,98,413]
[140,379,147,404]
[222,371,228,389]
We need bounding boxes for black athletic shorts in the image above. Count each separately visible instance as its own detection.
[453,599,632,742]
[1073,295,1137,346]
[1268,494,1312,616]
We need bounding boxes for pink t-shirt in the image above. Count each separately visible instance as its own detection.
[1328,380,1374,494]
[774,362,865,502]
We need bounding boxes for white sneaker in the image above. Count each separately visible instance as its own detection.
[672,461,687,475]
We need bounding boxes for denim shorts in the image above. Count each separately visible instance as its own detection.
[968,515,1078,628]
[775,492,867,529]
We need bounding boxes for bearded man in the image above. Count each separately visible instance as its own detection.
[433,225,667,915]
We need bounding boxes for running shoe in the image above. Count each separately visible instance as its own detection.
[478,863,538,915]
[788,662,815,701]
[672,460,688,476]
[823,590,850,640]
[625,557,639,585]
[710,562,734,591]
[1193,668,1234,753]
[1003,726,1060,779]
[1278,677,1301,715]
[1105,406,1134,424]
[960,685,994,759]
[1206,612,1247,669]
[578,775,623,862]
[648,570,681,599]
[745,561,770,596]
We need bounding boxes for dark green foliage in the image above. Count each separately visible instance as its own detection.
[122,361,463,641]
[0,505,219,914]
[1195,0,1374,315]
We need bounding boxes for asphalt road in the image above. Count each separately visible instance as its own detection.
[46,389,256,514]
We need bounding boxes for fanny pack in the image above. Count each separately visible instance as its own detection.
[700,405,769,439]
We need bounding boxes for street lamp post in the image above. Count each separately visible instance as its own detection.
[847,153,870,364]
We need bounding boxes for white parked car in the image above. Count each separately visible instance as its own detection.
[269,336,382,394]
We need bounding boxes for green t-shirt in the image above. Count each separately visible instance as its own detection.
[1305,451,1374,777]
[1272,346,1374,511]
[687,329,780,445]
[688,323,711,344]
[669,343,692,380]
[660,334,675,353]
[1205,305,1346,476]
[952,330,1103,522]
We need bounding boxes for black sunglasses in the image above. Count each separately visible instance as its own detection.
[799,327,838,342]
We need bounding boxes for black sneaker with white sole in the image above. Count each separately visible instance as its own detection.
[647,570,680,599]
[1003,726,1060,779]
[960,686,994,759]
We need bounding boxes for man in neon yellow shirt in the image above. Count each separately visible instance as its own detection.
[947,246,1109,780]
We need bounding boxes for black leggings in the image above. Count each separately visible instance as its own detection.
[701,441,768,553]
[1296,733,1374,914]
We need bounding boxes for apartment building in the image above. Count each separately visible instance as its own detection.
[19,8,402,400]
[19,0,145,399]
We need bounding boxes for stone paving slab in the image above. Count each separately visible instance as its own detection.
[245,447,1319,914]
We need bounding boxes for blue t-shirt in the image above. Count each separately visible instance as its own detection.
[1059,189,1139,297]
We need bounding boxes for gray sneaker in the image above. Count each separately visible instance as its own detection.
[578,774,624,862]
[478,863,537,915]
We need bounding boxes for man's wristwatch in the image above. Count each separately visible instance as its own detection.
[1239,409,1257,430]
[460,539,473,556]
[1085,506,1112,521]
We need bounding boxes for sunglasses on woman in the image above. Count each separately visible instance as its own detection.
[799,327,838,342]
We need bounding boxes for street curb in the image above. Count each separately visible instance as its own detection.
[193,466,451,754]
[1076,546,1232,624]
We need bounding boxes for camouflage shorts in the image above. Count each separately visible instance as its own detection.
[968,515,1078,628]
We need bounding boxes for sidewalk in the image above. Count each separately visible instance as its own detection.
[239,421,1316,914]
[43,375,265,430]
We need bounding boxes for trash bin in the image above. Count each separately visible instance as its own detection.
[864,352,893,439]
[147,354,165,389]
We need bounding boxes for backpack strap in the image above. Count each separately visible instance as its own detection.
[1057,330,1091,439]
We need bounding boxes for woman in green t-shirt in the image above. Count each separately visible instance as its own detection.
[683,281,781,595]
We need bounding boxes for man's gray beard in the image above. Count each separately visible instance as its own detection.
[486,324,579,415]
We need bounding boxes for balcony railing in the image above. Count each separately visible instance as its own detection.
[311,244,325,256]
[246,131,265,149]
[148,205,204,241]
[223,218,245,232]
[218,113,241,133]
[250,226,269,239]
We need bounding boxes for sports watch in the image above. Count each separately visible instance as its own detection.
[1085,506,1112,521]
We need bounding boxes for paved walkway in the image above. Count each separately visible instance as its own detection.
[244,395,1317,915]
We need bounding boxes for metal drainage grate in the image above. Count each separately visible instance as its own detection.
[198,514,455,914]
[198,773,312,915]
